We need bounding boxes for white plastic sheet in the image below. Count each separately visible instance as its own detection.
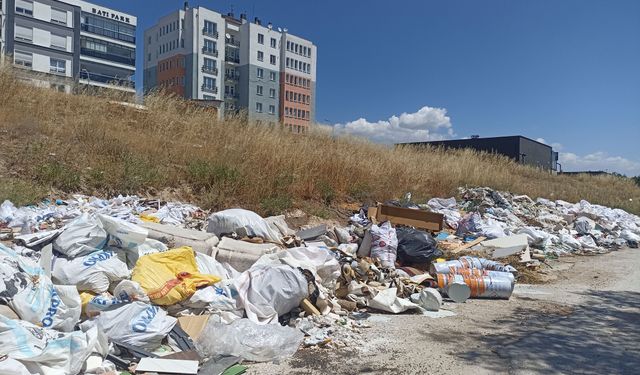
[368,288,420,313]
[196,318,304,362]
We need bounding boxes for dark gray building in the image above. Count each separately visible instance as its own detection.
[400,136,559,171]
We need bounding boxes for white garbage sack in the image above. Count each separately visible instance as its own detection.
[52,250,130,293]
[559,233,582,251]
[254,246,340,288]
[0,244,81,332]
[196,318,304,362]
[368,288,420,314]
[122,238,168,268]
[517,226,553,248]
[0,200,16,223]
[234,264,308,324]
[369,221,398,269]
[97,214,148,249]
[184,281,242,318]
[112,280,149,303]
[88,301,176,350]
[0,357,31,375]
[426,197,462,229]
[206,209,281,242]
[195,252,236,281]
[574,216,596,234]
[0,315,98,375]
[53,213,108,257]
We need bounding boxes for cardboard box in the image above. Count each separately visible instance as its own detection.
[368,204,444,232]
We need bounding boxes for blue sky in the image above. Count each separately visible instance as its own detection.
[100,0,639,175]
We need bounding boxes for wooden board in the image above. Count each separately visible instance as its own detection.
[451,236,487,254]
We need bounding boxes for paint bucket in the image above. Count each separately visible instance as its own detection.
[437,274,514,300]
[437,274,471,303]
[430,256,516,274]
[448,268,515,284]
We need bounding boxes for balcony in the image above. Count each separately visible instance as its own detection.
[202,66,218,75]
[225,56,239,64]
[227,39,240,48]
[224,92,239,99]
[201,85,218,94]
[203,29,219,39]
[79,70,134,88]
[202,48,218,57]
[81,48,135,66]
[225,72,239,81]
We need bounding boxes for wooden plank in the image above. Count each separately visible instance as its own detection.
[451,236,487,254]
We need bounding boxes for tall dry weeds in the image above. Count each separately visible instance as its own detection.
[1,67,639,215]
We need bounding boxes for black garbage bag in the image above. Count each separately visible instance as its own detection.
[396,227,442,264]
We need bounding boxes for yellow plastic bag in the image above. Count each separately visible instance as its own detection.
[131,246,221,306]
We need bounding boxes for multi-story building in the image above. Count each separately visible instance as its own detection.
[144,4,316,128]
[1,0,135,94]
[280,33,316,134]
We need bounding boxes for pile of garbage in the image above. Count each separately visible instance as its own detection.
[0,187,638,374]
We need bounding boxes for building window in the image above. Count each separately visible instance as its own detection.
[203,39,216,54]
[15,25,33,42]
[81,36,135,66]
[256,85,263,95]
[81,14,136,43]
[269,88,275,98]
[147,54,151,62]
[203,57,216,73]
[257,51,264,61]
[50,33,67,50]
[203,20,217,37]
[269,71,276,81]
[49,58,66,74]
[256,102,263,113]
[270,38,277,48]
[269,105,275,114]
[203,76,216,90]
[270,55,276,65]
[51,8,67,25]
[15,0,33,16]
[181,39,184,48]
[257,33,264,44]
[256,68,263,79]
[14,50,33,68]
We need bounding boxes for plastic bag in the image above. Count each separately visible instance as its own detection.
[456,212,483,237]
[88,301,176,351]
[131,247,221,306]
[97,214,148,249]
[369,221,398,268]
[0,244,81,332]
[52,250,130,293]
[196,318,303,362]
[234,264,308,324]
[574,217,595,234]
[195,252,235,281]
[53,213,108,257]
[206,209,281,242]
[0,315,98,375]
[396,227,441,264]
[123,238,168,268]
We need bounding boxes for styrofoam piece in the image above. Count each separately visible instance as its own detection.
[142,222,219,256]
[136,358,198,374]
[215,237,280,272]
[481,234,529,258]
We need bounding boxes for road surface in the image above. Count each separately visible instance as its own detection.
[251,248,640,374]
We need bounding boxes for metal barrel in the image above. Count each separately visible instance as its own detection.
[431,256,515,275]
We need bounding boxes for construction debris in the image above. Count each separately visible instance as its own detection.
[0,186,639,374]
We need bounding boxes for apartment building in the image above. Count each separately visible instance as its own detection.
[144,4,316,128]
[1,0,135,93]
[280,33,316,134]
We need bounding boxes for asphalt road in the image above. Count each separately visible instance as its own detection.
[251,248,640,375]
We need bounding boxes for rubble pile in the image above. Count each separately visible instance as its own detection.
[0,187,638,374]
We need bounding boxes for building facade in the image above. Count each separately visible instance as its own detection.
[144,4,316,128]
[1,0,135,93]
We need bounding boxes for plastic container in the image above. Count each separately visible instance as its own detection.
[443,268,515,284]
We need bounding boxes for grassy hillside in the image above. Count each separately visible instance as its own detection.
[1,68,639,216]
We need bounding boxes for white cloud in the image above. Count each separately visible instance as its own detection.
[333,106,454,144]
[560,151,640,176]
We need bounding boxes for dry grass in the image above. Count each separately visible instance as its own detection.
[1,68,639,215]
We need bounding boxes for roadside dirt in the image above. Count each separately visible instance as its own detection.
[250,248,640,374]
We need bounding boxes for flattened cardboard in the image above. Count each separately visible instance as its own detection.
[177,315,210,340]
[368,204,444,232]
